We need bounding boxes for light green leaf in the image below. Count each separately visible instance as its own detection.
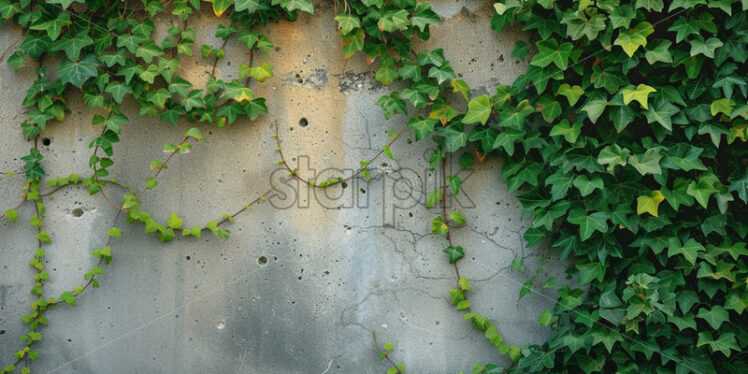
[637,190,665,217]
[690,37,723,58]
[462,95,492,125]
[556,84,584,106]
[629,149,662,176]
[668,237,704,266]
[334,14,360,35]
[597,144,630,172]
[614,22,654,57]
[622,84,656,110]
[696,305,729,329]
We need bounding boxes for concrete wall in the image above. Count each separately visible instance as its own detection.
[0,1,570,373]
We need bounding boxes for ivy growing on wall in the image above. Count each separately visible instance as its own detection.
[1,0,747,373]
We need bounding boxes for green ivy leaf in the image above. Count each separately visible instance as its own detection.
[572,175,603,197]
[629,149,662,176]
[614,21,654,57]
[4,209,19,222]
[690,37,723,58]
[407,117,437,141]
[561,11,606,41]
[697,331,739,357]
[530,39,574,69]
[637,190,665,217]
[696,305,729,329]
[240,62,274,82]
[168,213,183,229]
[462,95,492,125]
[431,216,449,235]
[538,309,552,326]
[58,54,100,87]
[377,9,409,32]
[443,246,464,263]
[667,237,705,266]
[549,119,582,144]
[448,211,466,225]
[597,144,630,172]
[29,13,71,41]
[410,3,441,32]
[52,28,93,61]
[581,91,608,123]
[334,14,360,35]
[567,206,608,241]
[622,84,656,110]
[556,84,584,106]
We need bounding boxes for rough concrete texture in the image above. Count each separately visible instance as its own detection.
[0,1,571,373]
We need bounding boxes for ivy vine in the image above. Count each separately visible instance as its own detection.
[1,0,747,373]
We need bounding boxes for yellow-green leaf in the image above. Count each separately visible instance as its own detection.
[637,190,665,217]
[622,84,656,109]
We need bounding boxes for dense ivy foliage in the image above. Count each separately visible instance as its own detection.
[1,0,747,373]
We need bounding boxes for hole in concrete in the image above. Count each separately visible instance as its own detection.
[216,320,226,330]
[42,138,51,146]
[0,330,5,335]
[257,256,267,266]
[72,208,84,217]
[298,117,308,128]
[185,256,191,261]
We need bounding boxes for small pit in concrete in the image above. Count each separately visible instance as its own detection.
[216,320,226,330]
[42,138,51,146]
[257,256,268,266]
[72,208,84,217]
[299,117,308,128]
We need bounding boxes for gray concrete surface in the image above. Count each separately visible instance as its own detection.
[0,1,571,373]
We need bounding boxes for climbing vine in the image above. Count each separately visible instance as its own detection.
[1,0,747,373]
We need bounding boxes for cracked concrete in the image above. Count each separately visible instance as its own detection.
[0,1,570,373]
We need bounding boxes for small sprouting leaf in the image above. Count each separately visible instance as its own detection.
[4,209,18,222]
[451,79,470,101]
[59,291,76,306]
[538,309,552,326]
[443,245,464,263]
[459,277,471,291]
[37,231,51,243]
[431,216,449,235]
[184,127,204,141]
[448,211,467,225]
[183,226,202,238]
[168,213,183,229]
[107,227,121,237]
[239,62,274,82]
[447,175,462,195]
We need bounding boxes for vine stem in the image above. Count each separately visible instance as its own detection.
[0,34,23,62]
[274,119,405,185]
[211,38,230,77]
[136,136,189,202]
[243,46,255,87]
[371,330,404,374]
[441,158,467,311]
